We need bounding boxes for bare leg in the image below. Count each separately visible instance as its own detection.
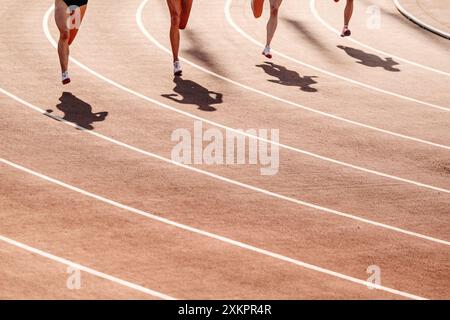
[54,1,87,73]
[68,5,88,45]
[266,0,283,47]
[167,0,182,62]
[55,0,70,73]
[344,0,354,27]
[179,0,193,30]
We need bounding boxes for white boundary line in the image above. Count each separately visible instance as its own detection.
[41,5,450,194]
[393,0,450,40]
[138,0,450,150]
[0,234,175,300]
[1,86,449,246]
[33,5,450,243]
[310,0,450,76]
[0,158,427,300]
[225,0,450,112]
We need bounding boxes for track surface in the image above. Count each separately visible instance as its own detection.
[0,0,449,299]
[397,0,450,36]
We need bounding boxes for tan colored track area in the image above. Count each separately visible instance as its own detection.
[399,0,450,34]
[0,0,449,299]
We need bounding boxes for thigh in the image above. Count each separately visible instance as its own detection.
[182,0,193,10]
[179,0,193,29]
[76,4,88,26]
[269,0,283,9]
[55,0,70,33]
[68,4,87,44]
[167,0,182,17]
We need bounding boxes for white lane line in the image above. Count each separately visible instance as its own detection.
[393,0,450,40]
[310,0,450,76]
[1,86,448,247]
[139,0,450,150]
[225,0,449,112]
[41,5,450,193]
[0,158,427,300]
[0,234,175,300]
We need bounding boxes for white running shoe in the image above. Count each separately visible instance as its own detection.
[173,61,182,76]
[62,71,71,85]
[262,46,272,59]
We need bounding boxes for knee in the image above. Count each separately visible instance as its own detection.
[270,5,279,16]
[170,14,181,27]
[59,30,70,43]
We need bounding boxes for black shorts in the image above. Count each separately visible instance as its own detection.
[63,0,88,7]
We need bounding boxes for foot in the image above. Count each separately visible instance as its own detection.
[341,26,351,37]
[262,46,272,59]
[62,71,71,85]
[173,61,182,76]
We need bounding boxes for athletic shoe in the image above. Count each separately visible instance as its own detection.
[341,26,351,37]
[173,61,182,76]
[62,71,71,85]
[262,46,272,59]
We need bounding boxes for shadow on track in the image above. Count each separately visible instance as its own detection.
[282,18,329,52]
[46,92,108,130]
[184,30,225,76]
[337,45,401,72]
[256,62,318,92]
[162,77,223,112]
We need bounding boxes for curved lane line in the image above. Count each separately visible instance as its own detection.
[310,0,450,75]
[43,5,450,197]
[0,158,428,300]
[0,233,175,299]
[1,86,449,246]
[225,0,450,111]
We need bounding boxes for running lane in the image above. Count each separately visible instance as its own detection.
[0,0,448,298]
[0,241,159,299]
[311,0,450,74]
[0,97,411,299]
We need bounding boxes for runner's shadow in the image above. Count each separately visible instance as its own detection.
[282,18,328,52]
[184,30,223,75]
[256,62,318,92]
[337,45,401,72]
[46,92,108,130]
[162,77,222,112]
